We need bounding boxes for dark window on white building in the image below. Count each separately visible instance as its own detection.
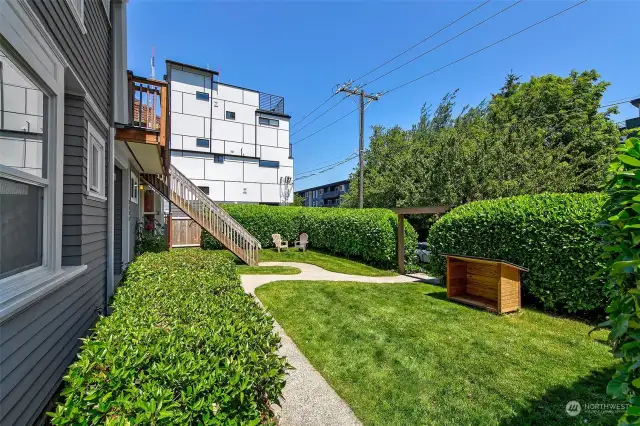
[259,117,279,127]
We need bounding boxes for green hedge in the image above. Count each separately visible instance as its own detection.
[49,250,287,425]
[428,193,606,313]
[202,205,417,269]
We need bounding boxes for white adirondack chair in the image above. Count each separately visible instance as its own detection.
[295,233,309,252]
[272,234,288,252]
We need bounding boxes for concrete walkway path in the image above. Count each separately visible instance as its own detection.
[241,262,437,426]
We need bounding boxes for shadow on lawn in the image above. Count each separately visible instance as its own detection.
[499,368,620,426]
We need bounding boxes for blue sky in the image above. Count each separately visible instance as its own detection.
[127,0,640,191]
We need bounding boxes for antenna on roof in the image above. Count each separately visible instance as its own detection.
[150,45,155,79]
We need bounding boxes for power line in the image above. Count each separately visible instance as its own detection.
[294,153,359,182]
[353,0,492,84]
[294,150,357,176]
[291,80,353,129]
[599,96,640,109]
[291,96,349,137]
[291,106,360,146]
[361,0,523,89]
[383,0,588,96]
[291,1,491,131]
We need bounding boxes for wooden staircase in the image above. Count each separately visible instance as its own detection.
[142,165,261,266]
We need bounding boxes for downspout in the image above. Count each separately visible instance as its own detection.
[105,0,117,312]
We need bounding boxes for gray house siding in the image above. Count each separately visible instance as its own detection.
[1,0,120,423]
[27,0,111,119]
[130,166,140,261]
[114,167,123,275]
[0,97,110,424]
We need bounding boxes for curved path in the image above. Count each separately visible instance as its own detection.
[241,262,438,426]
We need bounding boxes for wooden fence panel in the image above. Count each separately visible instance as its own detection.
[171,218,202,247]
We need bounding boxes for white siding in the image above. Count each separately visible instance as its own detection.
[171,155,205,180]
[171,69,209,94]
[172,113,204,138]
[225,181,260,202]
[244,124,255,144]
[257,125,278,147]
[244,90,259,107]
[204,158,243,181]
[277,129,289,148]
[170,134,183,150]
[191,179,224,201]
[215,84,243,104]
[225,141,255,158]
[182,136,210,153]
[244,161,278,183]
[182,92,211,117]
[170,91,183,113]
[261,183,281,203]
[211,119,243,142]
[225,102,255,125]
[261,145,291,165]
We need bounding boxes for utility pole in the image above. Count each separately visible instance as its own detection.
[336,83,380,208]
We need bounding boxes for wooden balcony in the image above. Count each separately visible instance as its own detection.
[115,72,169,175]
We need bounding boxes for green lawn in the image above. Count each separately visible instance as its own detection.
[259,249,397,277]
[256,281,617,426]
[236,265,301,275]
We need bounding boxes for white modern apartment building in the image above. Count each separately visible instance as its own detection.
[167,60,293,205]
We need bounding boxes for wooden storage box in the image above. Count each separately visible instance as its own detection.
[445,254,527,314]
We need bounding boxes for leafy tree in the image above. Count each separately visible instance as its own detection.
[343,70,620,221]
[292,193,306,206]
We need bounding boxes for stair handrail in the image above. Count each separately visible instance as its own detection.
[168,164,262,250]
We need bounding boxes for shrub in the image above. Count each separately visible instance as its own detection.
[49,250,287,425]
[202,205,417,269]
[428,193,606,313]
[135,219,168,255]
[599,137,640,422]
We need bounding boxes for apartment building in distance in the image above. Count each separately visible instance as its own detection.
[295,179,350,207]
[167,60,293,205]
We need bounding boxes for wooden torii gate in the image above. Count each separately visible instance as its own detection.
[392,206,450,274]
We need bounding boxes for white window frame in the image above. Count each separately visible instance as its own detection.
[130,171,139,204]
[64,0,87,34]
[102,0,111,23]
[0,0,87,321]
[87,122,106,201]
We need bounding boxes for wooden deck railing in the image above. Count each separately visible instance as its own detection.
[126,72,168,147]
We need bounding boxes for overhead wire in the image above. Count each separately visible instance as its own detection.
[381,0,588,96]
[361,0,523,89]
[353,0,492,84]
[290,1,492,131]
[294,152,359,182]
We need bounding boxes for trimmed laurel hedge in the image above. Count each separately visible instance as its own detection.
[428,193,606,313]
[202,205,417,268]
[49,250,286,425]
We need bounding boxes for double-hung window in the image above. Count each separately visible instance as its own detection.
[88,123,106,200]
[0,47,47,280]
[0,27,85,320]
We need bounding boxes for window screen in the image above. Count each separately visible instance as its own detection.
[0,177,43,279]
